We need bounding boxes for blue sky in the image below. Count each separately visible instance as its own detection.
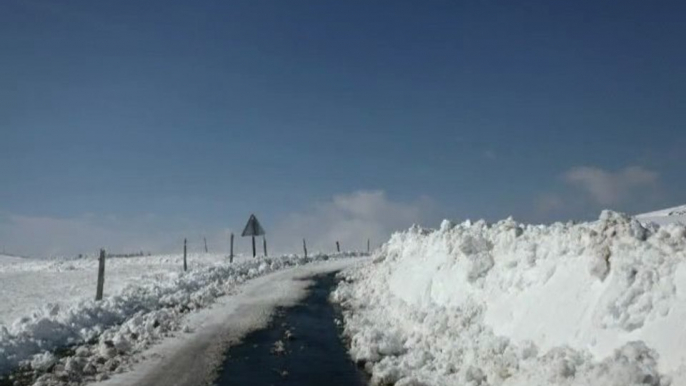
[1,0,684,256]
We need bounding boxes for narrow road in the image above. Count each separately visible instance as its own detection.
[97,258,368,386]
[215,273,368,386]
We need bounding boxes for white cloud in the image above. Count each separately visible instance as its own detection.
[270,190,436,254]
[563,166,659,205]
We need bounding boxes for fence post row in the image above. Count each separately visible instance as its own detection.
[183,238,188,272]
[95,249,106,301]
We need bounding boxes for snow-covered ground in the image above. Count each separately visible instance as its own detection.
[0,253,227,326]
[637,204,686,226]
[333,210,686,386]
[0,251,366,384]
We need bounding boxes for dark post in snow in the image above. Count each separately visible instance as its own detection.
[95,249,106,301]
[367,239,370,253]
[204,237,208,253]
[336,241,340,253]
[263,237,268,257]
[303,239,308,258]
[183,238,188,272]
[241,214,266,259]
[230,233,234,263]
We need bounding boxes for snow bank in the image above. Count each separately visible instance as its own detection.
[0,252,362,382]
[333,211,686,385]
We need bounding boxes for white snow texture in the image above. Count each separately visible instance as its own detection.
[334,210,686,386]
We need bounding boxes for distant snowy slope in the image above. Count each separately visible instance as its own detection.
[637,203,686,225]
[0,254,30,265]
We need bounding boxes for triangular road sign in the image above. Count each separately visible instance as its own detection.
[242,214,266,237]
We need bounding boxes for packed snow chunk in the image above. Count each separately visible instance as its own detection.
[30,352,56,372]
[334,210,686,385]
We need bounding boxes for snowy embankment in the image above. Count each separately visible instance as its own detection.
[0,252,363,384]
[333,211,686,386]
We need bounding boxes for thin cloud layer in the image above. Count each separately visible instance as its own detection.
[535,165,662,222]
[0,214,224,258]
[271,190,436,254]
[563,166,658,206]
[0,190,437,258]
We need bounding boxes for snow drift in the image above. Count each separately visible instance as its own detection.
[334,211,686,385]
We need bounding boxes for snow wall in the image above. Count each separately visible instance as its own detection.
[334,211,686,386]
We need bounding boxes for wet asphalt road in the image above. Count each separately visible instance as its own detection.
[214,272,368,386]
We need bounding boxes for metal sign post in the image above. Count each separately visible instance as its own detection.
[241,214,266,258]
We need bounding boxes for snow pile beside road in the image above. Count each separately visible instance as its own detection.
[0,252,362,384]
[333,211,686,386]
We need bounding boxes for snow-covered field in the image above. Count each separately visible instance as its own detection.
[333,209,686,386]
[0,251,365,384]
[0,252,226,326]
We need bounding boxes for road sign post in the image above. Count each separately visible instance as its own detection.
[242,214,266,258]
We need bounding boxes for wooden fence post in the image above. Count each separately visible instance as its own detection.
[183,238,187,272]
[230,233,234,263]
[204,237,208,253]
[303,239,308,258]
[336,241,340,253]
[263,237,268,257]
[95,249,106,301]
